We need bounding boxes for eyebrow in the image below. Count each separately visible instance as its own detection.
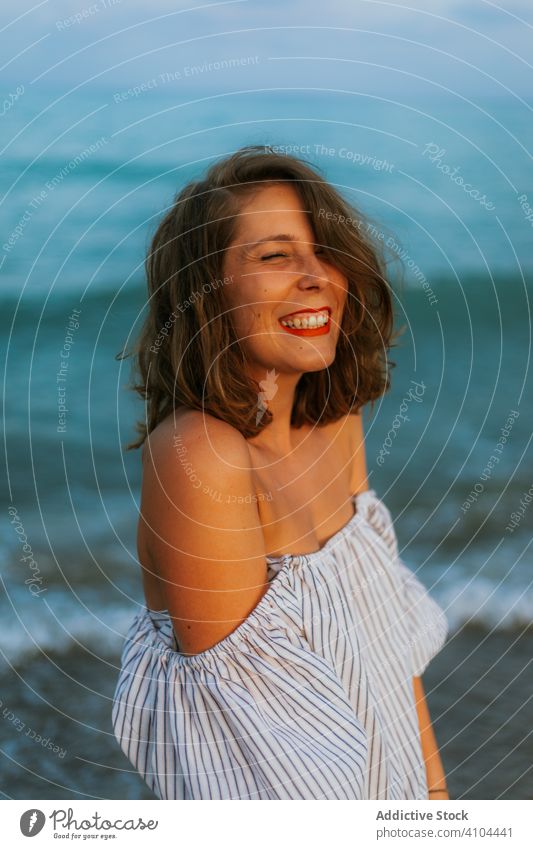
[240,234,304,252]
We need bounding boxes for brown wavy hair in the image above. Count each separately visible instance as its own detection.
[117,144,403,450]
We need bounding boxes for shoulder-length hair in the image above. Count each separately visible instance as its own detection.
[118,144,402,450]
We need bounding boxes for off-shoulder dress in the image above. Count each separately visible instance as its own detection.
[112,488,448,800]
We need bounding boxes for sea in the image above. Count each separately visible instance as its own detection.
[1,84,532,800]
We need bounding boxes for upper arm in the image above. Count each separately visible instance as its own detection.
[139,413,269,655]
[348,411,369,495]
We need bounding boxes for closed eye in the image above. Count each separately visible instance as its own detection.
[260,252,288,261]
[261,248,326,261]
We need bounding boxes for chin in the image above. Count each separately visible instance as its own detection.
[290,347,338,372]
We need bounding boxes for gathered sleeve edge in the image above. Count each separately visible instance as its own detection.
[393,556,449,677]
[135,571,298,673]
[363,492,449,676]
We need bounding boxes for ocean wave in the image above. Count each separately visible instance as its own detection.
[0,602,136,666]
[1,575,532,666]
[437,578,533,634]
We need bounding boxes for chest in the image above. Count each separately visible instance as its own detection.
[249,427,360,557]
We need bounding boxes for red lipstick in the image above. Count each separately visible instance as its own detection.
[278,306,332,337]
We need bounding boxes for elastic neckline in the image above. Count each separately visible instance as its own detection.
[265,488,376,565]
[140,489,378,668]
[140,564,294,668]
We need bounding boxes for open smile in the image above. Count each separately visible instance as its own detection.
[278,306,332,336]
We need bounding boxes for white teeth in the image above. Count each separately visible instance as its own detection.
[280,311,330,329]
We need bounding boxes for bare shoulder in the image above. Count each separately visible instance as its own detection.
[139,409,268,655]
[141,407,258,539]
[320,410,365,451]
[346,409,366,444]
[144,407,252,471]
[340,411,369,495]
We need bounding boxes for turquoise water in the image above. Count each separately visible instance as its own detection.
[1,86,532,799]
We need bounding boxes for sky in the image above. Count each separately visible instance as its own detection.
[1,0,532,96]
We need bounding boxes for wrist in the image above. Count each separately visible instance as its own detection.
[428,787,449,799]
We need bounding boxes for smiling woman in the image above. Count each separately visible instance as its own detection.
[218,180,354,397]
[112,145,449,800]
[118,145,399,445]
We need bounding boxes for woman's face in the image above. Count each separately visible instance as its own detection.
[222,183,349,378]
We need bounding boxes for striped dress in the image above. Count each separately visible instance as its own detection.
[111,488,448,800]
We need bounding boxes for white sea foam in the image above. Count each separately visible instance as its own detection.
[0,601,136,666]
[437,577,533,634]
[1,577,532,666]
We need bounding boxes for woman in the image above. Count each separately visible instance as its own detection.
[112,145,449,800]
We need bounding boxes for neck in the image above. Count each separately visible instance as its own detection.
[247,369,305,456]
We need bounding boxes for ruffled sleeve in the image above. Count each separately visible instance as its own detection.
[392,555,449,677]
[112,581,369,800]
[363,491,449,677]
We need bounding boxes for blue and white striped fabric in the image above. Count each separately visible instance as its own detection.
[111,488,448,800]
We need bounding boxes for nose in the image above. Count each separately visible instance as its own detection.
[296,250,330,290]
